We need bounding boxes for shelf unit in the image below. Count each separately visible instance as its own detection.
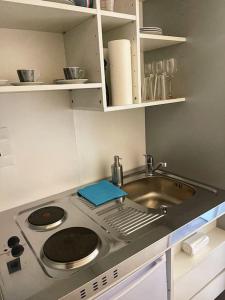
[0,0,187,111]
[139,0,187,107]
[140,34,187,52]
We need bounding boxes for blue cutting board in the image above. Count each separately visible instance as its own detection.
[78,180,127,206]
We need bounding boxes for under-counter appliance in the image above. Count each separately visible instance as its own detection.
[0,193,167,300]
[95,255,167,300]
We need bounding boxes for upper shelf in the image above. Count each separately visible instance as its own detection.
[0,83,102,93]
[0,0,137,33]
[140,33,187,52]
[0,0,97,33]
[101,10,136,32]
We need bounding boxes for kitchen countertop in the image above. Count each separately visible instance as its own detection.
[0,170,225,300]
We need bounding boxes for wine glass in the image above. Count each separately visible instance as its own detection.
[147,63,154,100]
[145,63,152,77]
[143,63,154,101]
[154,60,163,100]
[143,64,149,101]
[166,58,178,98]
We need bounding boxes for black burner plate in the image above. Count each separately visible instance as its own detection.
[28,206,65,227]
[43,227,99,263]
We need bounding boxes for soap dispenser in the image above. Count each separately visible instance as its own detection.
[111,155,123,187]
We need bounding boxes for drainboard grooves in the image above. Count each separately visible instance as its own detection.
[119,214,157,230]
[96,203,123,216]
[105,208,135,221]
[125,215,164,235]
[122,214,159,232]
[104,207,163,236]
[109,212,149,227]
[107,210,141,225]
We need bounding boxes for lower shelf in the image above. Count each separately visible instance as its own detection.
[173,227,225,300]
[174,227,225,281]
[104,98,186,112]
[0,83,102,93]
[192,269,225,300]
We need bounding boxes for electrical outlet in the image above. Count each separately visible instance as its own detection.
[0,155,15,168]
[0,127,9,140]
[0,127,14,168]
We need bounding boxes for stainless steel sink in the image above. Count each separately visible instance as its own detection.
[123,176,196,210]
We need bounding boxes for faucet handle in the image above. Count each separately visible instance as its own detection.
[161,162,167,168]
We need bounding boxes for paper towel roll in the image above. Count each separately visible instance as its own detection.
[108,39,133,106]
[181,232,210,256]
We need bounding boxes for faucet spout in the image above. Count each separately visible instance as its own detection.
[153,162,167,173]
[144,154,167,176]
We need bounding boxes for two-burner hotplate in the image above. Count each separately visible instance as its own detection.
[27,206,101,271]
[15,198,116,279]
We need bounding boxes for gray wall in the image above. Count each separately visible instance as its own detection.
[144,0,225,189]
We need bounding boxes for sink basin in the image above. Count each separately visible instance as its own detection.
[123,176,196,210]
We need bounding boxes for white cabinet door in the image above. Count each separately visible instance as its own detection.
[192,269,225,300]
[95,255,167,300]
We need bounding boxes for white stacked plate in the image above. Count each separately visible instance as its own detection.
[11,82,45,86]
[44,0,74,5]
[0,80,9,86]
[54,79,88,84]
[140,27,163,35]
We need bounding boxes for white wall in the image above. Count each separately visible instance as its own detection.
[0,92,78,211]
[73,110,145,185]
[0,94,145,212]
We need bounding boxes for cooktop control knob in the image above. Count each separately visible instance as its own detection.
[8,236,20,248]
[7,236,24,258]
[11,244,24,258]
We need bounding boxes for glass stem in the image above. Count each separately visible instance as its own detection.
[169,76,172,99]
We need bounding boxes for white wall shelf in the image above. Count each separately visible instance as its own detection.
[0,0,97,33]
[101,11,136,32]
[104,98,186,112]
[0,0,187,112]
[0,83,102,93]
[140,33,187,52]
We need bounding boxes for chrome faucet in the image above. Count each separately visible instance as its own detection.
[144,154,167,176]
